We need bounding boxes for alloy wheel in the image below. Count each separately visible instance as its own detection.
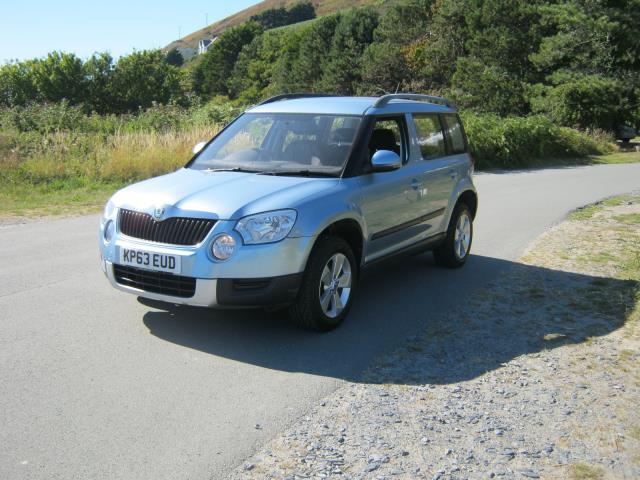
[318,253,352,318]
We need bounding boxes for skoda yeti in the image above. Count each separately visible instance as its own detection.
[99,94,478,331]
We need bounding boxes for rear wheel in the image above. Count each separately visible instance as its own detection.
[289,236,357,331]
[433,203,473,268]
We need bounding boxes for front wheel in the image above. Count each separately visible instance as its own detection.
[289,236,357,331]
[433,203,473,268]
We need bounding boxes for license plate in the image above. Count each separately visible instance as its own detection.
[119,248,181,274]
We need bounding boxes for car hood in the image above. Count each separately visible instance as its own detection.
[111,168,340,220]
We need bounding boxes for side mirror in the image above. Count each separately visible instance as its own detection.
[370,150,401,172]
[192,141,207,154]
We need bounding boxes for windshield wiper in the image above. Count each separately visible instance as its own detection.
[204,167,258,173]
[258,170,338,177]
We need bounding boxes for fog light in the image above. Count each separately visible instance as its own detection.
[104,220,114,243]
[211,234,236,260]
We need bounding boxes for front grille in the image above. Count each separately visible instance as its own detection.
[114,264,196,298]
[118,209,215,246]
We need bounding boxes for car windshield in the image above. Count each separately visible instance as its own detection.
[189,113,362,176]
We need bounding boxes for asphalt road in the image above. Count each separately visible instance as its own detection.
[1,163,639,480]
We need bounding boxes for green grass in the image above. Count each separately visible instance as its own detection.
[0,182,121,218]
[568,463,604,480]
[569,203,604,220]
[569,193,639,221]
[601,194,637,206]
[591,150,640,164]
[614,213,640,225]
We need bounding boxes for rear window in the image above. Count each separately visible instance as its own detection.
[412,114,446,159]
[442,114,467,154]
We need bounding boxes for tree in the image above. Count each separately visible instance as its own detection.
[251,7,289,29]
[193,21,263,97]
[165,48,184,67]
[110,50,186,112]
[29,51,87,104]
[0,62,37,106]
[450,57,527,115]
[360,0,433,94]
[417,0,471,89]
[83,52,114,113]
[283,13,342,92]
[287,2,316,24]
[321,8,379,94]
[229,29,287,102]
[529,72,627,131]
[250,2,315,29]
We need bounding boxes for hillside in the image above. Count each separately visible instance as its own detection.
[165,0,389,52]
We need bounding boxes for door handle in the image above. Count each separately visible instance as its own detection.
[448,169,458,179]
[411,179,423,190]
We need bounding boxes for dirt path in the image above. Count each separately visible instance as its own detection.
[231,195,640,480]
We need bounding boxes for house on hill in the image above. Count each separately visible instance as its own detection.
[198,37,218,55]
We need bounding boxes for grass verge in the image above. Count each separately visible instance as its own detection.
[0,182,121,219]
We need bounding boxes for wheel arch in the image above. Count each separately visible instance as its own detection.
[456,189,478,219]
[316,218,365,269]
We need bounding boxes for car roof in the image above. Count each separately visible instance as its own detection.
[246,96,457,116]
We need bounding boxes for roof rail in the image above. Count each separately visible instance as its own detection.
[373,93,455,109]
[258,93,337,106]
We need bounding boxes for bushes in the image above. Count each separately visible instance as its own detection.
[0,98,238,136]
[529,74,629,131]
[461,113,613,169]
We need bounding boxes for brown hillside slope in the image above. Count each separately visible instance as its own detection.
[165,0,390,51]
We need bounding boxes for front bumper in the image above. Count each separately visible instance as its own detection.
[105,260,220,307]
[99,215,315,308]
[103,260,303,308]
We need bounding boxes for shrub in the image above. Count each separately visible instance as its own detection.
[529,73,628,131]
[461,113,613,169]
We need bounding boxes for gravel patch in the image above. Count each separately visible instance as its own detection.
[229,196,640,480]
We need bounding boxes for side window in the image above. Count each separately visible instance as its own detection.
[412,114,446,160]
[442,114,467,154]
[368,118,406,162]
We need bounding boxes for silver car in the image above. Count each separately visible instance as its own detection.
[99,93,478,331]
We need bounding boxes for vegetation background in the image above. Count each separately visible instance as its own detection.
[1,0,639,215]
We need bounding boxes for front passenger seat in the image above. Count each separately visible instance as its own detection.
[369,128,399,157]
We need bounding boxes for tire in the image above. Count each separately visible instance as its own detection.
[433,203,473,268]
[289,235,357,331]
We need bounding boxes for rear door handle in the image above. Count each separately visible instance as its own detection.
[411,179,423,190]
[448,169,458,179]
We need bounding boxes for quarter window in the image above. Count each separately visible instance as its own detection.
[442,114,467,154]
[412,114,446,159]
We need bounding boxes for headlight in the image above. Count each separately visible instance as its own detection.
[102,199,116,223]
[103,220,115,243]
[211,234,236,260]
[235,209,297,244]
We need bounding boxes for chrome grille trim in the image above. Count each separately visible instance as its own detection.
[118,209,216,246]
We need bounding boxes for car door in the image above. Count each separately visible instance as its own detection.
[409,113,459,232]
[357,116,431,261]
